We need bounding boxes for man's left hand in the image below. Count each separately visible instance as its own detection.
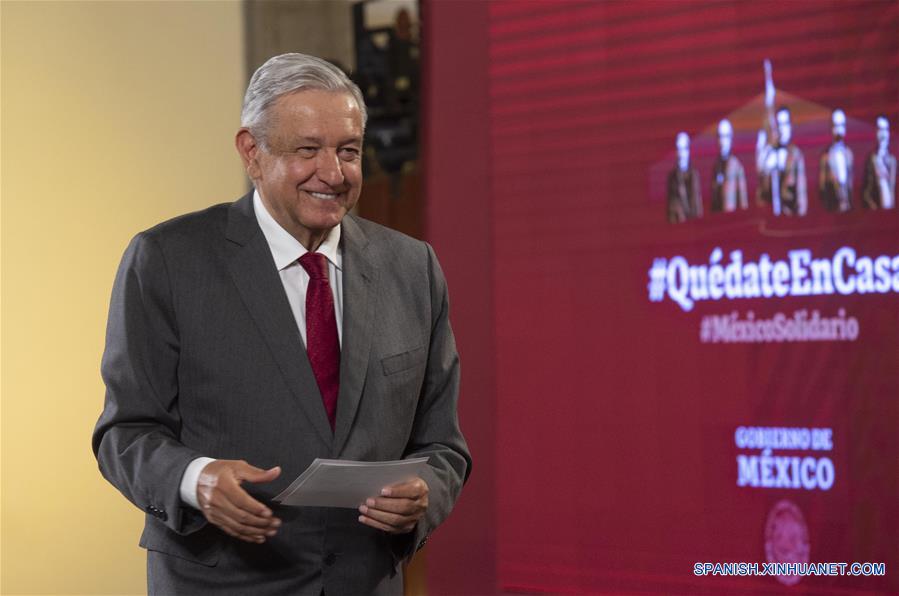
[358,476,429,534]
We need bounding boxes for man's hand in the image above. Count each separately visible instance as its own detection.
[358,476,429,534]
[197,460,282,544]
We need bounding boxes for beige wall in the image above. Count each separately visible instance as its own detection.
[1,1,245,593]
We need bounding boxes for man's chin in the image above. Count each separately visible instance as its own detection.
[303,211,348,232]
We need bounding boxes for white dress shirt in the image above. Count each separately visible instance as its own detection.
[178,190,344,509]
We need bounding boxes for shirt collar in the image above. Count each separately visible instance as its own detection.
[253,189,342,272]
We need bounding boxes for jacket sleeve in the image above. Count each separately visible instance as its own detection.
[92,232,207,535]
[392,242,472,562]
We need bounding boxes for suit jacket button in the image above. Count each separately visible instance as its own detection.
[324,553,337,566]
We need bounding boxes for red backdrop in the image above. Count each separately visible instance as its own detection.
[425,1,898,594]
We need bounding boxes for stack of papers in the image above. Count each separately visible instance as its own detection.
[272,458,429,508]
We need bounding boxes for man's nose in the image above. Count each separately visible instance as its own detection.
[316,150,345,187]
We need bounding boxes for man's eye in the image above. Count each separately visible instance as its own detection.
[296,147,318,156]
[339,148,360,160]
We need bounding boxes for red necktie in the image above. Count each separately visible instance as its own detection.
[299,253,340,431]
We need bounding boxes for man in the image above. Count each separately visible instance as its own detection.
[756,60,807,216]
[711,118,748,213]
[667,131,702,223]
[93,53,470,595]
[819,109,854,212]
[861,115,896,210]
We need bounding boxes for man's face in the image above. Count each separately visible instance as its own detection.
[676,133,690,171]
[718,120,733,157]
[240,89,363,247]
[776,109,792,145]
[831,110,846,140]
[877,117,890,148]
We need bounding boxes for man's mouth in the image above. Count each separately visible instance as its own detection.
[307,191,339,201]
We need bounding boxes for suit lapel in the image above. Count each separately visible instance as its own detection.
[223,194,333,447]
[332,215,378,457]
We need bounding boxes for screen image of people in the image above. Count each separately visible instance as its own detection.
[755,60,807,216]
[711,118,749,213]
[662,60,899,222]
[862,115,896,209]
[667,131,703,223]
[819,109,854,212]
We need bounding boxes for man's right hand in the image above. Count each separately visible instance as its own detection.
[197,460,282,544]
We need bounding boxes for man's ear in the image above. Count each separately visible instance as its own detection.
[235,128,262,179]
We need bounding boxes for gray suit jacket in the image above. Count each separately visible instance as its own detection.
[93,192,471,595]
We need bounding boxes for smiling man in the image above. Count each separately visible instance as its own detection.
[93,53,470,595]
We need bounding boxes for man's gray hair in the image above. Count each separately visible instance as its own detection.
[241,53,367,144]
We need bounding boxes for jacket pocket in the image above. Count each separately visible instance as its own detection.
[380,345,425,376]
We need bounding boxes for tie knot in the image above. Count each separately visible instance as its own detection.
[299,252,329,280]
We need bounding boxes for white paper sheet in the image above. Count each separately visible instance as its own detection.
[272,457,429,508]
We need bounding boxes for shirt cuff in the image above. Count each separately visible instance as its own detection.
[179,457,216,509]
